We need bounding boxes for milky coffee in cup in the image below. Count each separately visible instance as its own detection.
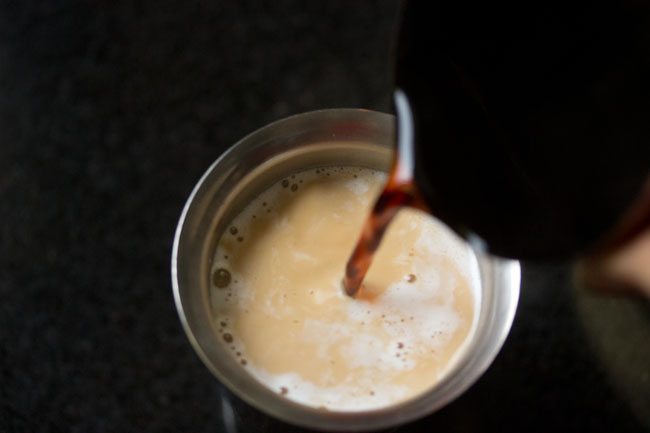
[209,164,480,411]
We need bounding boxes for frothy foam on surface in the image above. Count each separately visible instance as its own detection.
[210,166,479,411]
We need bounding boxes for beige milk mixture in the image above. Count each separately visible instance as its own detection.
[210,165,480,411]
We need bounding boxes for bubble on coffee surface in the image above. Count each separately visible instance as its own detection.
[212,268,231,288]
[210,164,480,411]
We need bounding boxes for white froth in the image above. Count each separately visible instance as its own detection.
[344,178,370,196]
[246,367,409,411]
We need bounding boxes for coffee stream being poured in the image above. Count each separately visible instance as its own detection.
[345,0,650,297]
[344,92,424,297]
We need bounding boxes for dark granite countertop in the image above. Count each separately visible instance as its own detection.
[1,1,648,432]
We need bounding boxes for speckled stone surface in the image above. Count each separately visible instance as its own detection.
[0,1,647,432]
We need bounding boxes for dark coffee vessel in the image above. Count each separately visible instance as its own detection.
[395,0,650,259]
